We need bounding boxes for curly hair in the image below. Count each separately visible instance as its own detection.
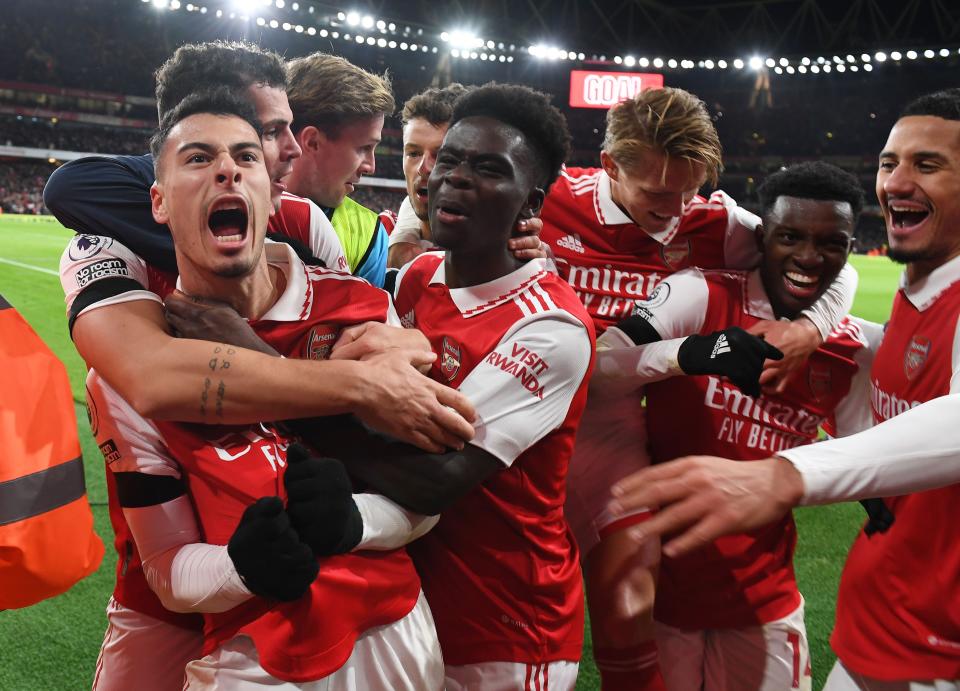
[450,82,570,191]
[155,41,287,121]
[757,161,865,218]
[603,87,723,186]
[900,88,960,121]
[401,83,471,127]
[286,53,394,138]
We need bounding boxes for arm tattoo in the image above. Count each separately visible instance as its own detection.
[201,345,236,418]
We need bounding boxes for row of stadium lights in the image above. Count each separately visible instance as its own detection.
[142,0,959,76]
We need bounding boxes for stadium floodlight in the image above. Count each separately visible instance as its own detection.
[336,11,345,20]
[331,31,339,38]
[256,16,265,25]
[889,51,901,60]
[480,53,488,60]
[860,53,871,62]
[639,57,650,67]
[388,22,396,31]
[717,59,727,68]
[779,57,788,66]
[850,65,858,72]
[613,55,622,64]
[733,58,744,69]
[169,0,180,8]
[748,56,763,70]
[578,52,585,60]
[832,55,843,64]
[823,63,831,72]
[941,48,951,58]
[152,0,166,7]
[798,65,807,73]
[774,66,782,74]
[355,35,364,43]
[294,24,303,32]
[801,57,811,65]
[282,22,291,30]
[361,15,374,29]
[559,50,568,59]
[440,32,449,41]
[274,0,283,7]
[653,57,664,67]
[291,2,297,8]
[817,56,826,64]
[376,19,386,30]
[924,49,935,59]
[388,40,395,47]
[906,50,918,59]
[311,27,320,36]
[624,55,636,67]
[366,36,376,45]
[469,51,477,59]
[269,18,278,27]
[765,57,775,67]
[836,64,845,72]
[499,55,507,62]
[507,56,514,62]
[846,54,855,62]
[786,65,795,74]
[703,59,714,69]
[431,47,438,53]
[346,11,360,26]
[864,63,873,71]
[487,40,495,49]
[667,58,678,68]
[451,49,460,57]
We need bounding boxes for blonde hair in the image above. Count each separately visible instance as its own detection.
[286,53,395,138]
[603,87,722,186]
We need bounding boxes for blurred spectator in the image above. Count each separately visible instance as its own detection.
[0,161,55,214]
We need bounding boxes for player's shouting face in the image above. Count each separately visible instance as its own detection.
[151,113,274,280]
[878,114,960,274]
[757,195,854,319]
[428,115,544,255]
[601,147,707,234]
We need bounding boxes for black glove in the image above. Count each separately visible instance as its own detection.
[860,498,895,536]
[227,496,318,601]
[283,443,363,556]
[678,327,784,397]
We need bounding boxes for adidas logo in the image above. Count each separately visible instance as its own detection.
[710,334,730,359]
[555,234,585,254]
[400,309,416,329]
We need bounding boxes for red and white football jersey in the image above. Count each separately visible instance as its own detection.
[393,252,595,666]
[540,166,762,333]
[832,255,960,681]
[621,268,878,629]
[85,243,420,683]
[59,215,354,634]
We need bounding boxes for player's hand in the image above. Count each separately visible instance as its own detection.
[677,327,783,397]
[164,290,279,356]
[357,349,476,453]
[283,444,362,555]
[387,241,426,269]
[750,318,821,394]
[509,217,548,260]
[607,455,805,558]
[227,497,318,601]
[330,322,431,364]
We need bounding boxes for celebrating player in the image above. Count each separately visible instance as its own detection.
[539,86,858,689]
[596,161,877,690]
[610,89,960,690]
[87,89,444,689]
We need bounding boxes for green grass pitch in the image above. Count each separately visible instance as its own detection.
[0,214,901,690]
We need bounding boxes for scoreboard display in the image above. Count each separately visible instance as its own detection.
[568,70,664,109]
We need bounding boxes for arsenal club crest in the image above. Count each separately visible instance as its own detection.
[904,336,931,380]
[807,361,832,400]
[661,239,691,269]
[440,336,462,381]
[306,325,339,361]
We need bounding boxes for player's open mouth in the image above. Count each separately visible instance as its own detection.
[435,200,469,223]
[208,197,249,247]
[416,186,428,203]
[888,202,930,234]
[783,270,820,298]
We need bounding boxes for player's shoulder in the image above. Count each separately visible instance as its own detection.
[827,315,883,351]
[555,165,602,196]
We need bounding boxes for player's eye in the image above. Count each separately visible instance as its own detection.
[878,160,896,172]
[239,151,259,163]
[187,153,209,164]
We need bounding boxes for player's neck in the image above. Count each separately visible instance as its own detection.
[443,249,521,289]
[179,259,282,320]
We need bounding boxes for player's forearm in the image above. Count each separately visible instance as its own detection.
[800,261,858,339]
[779,394,960,504]
[594,326,683,385]
[353,494,439,549]
[95,333,367,424]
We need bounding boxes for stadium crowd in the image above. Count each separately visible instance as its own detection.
[4,1,959,689]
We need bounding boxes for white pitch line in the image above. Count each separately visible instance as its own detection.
[0,257,59,276]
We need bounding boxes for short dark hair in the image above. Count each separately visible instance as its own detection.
[150,88,262,174]
[758,161,865,219]
[900,88,960,121]
[449,82,571,191]
[155,41,287,121]
[401,83,471,127]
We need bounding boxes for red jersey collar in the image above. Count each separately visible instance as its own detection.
[743,269,778,321]
[595,170,683,245]
[900,253,960,312]
[429,256,550,318]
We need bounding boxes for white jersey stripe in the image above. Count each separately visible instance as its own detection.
[514,295,534,317]
[531,282,559,311]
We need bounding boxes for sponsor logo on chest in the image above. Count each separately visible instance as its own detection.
[306,325,339,360]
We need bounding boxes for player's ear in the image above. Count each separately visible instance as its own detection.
[600,150,620,182]
[150,182,169,225]
[754,222,766,254]
[524,187,546,218]
[298,126,324,154]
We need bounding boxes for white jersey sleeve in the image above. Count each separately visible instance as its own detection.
[60,234,159,320]
[388,196,426,248]
[459,313,592,465]
[305,198,349,272]
[830,317,884,437]
[593,268,709,384]
[354,494,438,550]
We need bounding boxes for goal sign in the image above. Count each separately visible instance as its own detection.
[569,70,664,109]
